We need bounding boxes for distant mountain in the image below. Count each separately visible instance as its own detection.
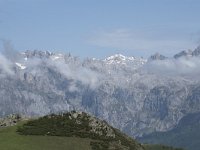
[173,50,193,59]
[104,53,146,65]
[138,112,200,150]
[149,53,167,60]
[148,47,200,60]
[104,54,135,64]
[192,46,200,56]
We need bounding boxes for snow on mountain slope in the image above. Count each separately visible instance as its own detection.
[105,54,135,64]
[15,62,26,70]
[104,54,147,69]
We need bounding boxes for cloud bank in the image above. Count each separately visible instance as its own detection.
[0,40,16,76]
[143,57,200,76]
[0,39,20,62]
[0,53,14,76]
[21,55,100,91]
[0,39,101,90]
[48,60,101,91]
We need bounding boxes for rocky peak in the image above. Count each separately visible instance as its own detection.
[104,54,147,70]
[149,53,167,61]
[192,46,200,57]
[174,49,193,59]
[22,50,54,59]
[104,54,135,64]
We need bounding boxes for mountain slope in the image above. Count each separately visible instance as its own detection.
[17,111,144,150]
[138,112,200,150]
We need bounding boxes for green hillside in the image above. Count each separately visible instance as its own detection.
[0,122,91,150]
[17,111,144,150]
[139,112,200,150]
[0,111,184,150]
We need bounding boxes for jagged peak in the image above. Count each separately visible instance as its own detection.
[174,49,193,59]
[149,52,167,61]
[192,45,200,56]
[105,54,135,61]
[173,46,200,58]
[22,50,54,58]
[104,53,146,66]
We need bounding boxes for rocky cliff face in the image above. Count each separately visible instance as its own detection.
[0,49,200,137]
[138,112,200,150]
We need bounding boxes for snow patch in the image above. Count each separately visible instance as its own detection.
[15,62,26,70]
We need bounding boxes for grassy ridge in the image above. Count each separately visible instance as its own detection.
[0,112,184,150]
[17,112,144,150]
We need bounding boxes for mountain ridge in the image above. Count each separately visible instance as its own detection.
[1,46,200,139]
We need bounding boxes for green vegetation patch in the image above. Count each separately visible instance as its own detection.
[17,112,108,140]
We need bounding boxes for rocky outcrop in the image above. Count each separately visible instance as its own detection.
[0,114,22,127]
[67,111,116,138]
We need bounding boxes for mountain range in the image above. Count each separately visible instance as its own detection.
[0,46,200,142]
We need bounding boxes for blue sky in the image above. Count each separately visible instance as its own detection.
[0,0,200,58]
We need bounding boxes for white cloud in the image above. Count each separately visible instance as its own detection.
[143,57,200,76]
[24,58,101,91]
[49,60,100,90]
[0,53,14,76]
[0,39,17,76]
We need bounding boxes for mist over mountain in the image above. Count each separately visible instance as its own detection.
[1,43,200,139]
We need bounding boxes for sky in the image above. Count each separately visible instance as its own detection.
[0,0,200,59]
